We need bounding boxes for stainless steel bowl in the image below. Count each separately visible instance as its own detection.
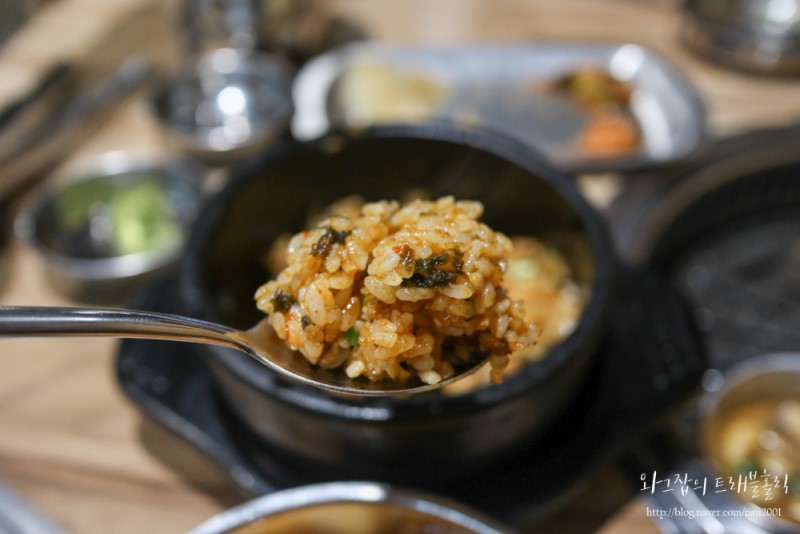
[700,354,800,533]
[15,152,205,304]
[151,48,294,162]
[188,482,512,534]
[682,0,800,76]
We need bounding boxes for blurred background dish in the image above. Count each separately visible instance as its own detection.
[292,42,707,173]
[609,125,800,533]
[150,48,294,163]
[610,125,800,371]
[188,481,511,534]
[682,0,800,76]
[701,354,800,531]
[15,151,205,304]
[177,0,366,65]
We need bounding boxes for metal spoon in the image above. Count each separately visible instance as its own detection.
[0,306,487,396]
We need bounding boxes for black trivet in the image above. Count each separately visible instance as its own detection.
[116,266,705,525]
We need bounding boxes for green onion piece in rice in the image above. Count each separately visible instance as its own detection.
[344,327,360,350]
[507,258,538,280]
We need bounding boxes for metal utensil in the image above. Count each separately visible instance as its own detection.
[682,0,800,76]
[0,0,177,204]
[0,479,62,534]
[0,306,488,396]
[0,57,152,203]
[0,63,76,157]
[149,48,294,162]
[180,0,261,53]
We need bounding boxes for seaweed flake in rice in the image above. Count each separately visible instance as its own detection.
[254,196,539,385]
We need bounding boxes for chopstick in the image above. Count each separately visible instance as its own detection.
[0,62,77,160]
[0,56,153,203]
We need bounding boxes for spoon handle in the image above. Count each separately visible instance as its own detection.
[0,306,243,351]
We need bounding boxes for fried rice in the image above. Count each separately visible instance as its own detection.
[441,236,585,393]
[254,196,539,385]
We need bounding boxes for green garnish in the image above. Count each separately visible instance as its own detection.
[735,458,759,476]
[507,258,539,280]
[270,290,296,312]
[311,227,350,257]
[401,252,463,288]
[344,327,360,350]
[790,476,800,497]
[55,175,182,257]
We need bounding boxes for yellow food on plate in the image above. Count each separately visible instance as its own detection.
[335,61,447,126]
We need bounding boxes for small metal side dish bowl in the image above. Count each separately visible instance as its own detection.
[701,354,800,533]
[682,0,800,76]
[188,482,511,534]
[151,48,294,162]
[15,152,205,304]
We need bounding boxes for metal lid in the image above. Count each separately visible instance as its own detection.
[682,0,800,75]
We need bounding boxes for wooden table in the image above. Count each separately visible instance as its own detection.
[1,1,799,532]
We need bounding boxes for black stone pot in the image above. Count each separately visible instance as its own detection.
[179,124,616,484]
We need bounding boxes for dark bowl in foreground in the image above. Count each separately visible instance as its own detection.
[179,124,616,484]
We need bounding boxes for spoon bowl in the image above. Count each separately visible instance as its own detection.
[0,306,487,396]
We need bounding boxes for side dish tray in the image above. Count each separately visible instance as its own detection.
[292,42,706,173]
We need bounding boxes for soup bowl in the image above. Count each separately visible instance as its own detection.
[189,481,511,534]
[701,354,800,533]
[179,124,616,484]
